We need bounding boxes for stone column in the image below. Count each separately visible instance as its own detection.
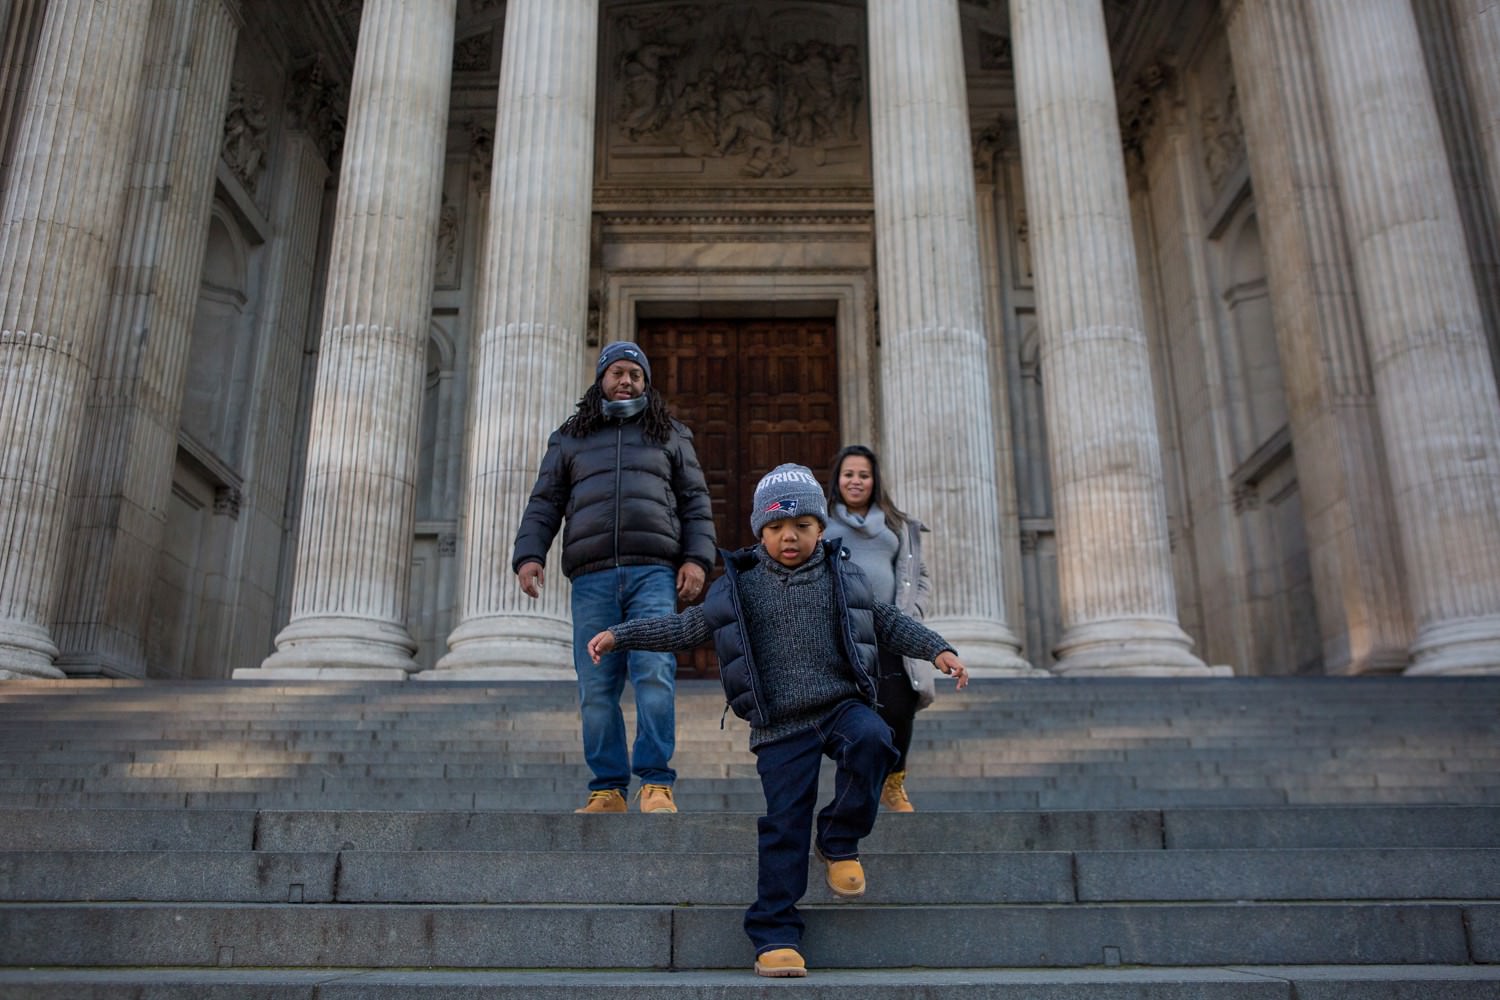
[866,0,1031,674]
[255,0,456,677]
[0,0,153,680]
[1453,0,1500,234]
[53,0,240,677]
[1305,0,1500,675]
[1010,0,1209,675]
[435,0,598,677]
[1222,0,1411,673]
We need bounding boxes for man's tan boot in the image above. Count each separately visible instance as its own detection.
[754,947,807,977]
[881,769,915,812]
[574,789,627,814]
[638,783,677,813]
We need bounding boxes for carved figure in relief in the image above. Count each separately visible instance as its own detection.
[618,41,680,140]
[831,44,863,140]
[434,193,459,283]
[222,83,270,192]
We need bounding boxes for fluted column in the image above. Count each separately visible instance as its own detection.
[53,0,240,677]
[1306,0,1500,675]
[0,0,153,680]
[1011,0,1209,675]
[1453,0,1500,236]
[866,0,1031,674]
[256,0,455,677]
[434,0,597,676]
[1222,0,1411,673]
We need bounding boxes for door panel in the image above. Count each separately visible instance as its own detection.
[635,318,839,677]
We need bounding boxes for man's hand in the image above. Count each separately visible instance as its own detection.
[517,561,545,599]
[676,562,706,601]
[587,630,616,663]
[935,650,969,690]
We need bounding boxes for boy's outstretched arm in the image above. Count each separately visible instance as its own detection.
[587,605,713,665]
[934,649,969,690]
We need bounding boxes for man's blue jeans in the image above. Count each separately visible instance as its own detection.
[570,565,679,791]
[743,699,897,954]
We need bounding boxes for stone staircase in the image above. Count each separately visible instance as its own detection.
[0,675,1497,997]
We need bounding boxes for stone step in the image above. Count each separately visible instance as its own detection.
[5,805,1498,853]
[4,847,1495,905]
[0,900,1492,968]
[5,784,1496,812]
[2,965,1499,1000]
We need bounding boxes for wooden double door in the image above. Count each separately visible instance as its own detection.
[634,317,839,677]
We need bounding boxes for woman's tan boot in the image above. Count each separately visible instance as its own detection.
[881,769,914,812]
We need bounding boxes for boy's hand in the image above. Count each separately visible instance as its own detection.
[587,630,616,664]
[935,650,968,690]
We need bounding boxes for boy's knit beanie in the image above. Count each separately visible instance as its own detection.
[751,463,828,535]
[595,341,652,384]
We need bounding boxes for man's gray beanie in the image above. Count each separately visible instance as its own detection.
[750,463,828,535]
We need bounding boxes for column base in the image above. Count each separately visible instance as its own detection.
[239,615,419,680]
[922,616,1043,677]
[423,612,574,679]
[1403,615,1500,676]
[0,621,66,680]
[1052,618,1215,676]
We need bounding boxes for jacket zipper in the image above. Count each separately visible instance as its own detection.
[612,424,623,567]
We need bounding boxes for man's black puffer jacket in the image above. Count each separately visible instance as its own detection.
[511,416,716,580]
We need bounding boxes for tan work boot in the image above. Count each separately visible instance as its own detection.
[638,783,678,813]
[881,769,915,812]
[814,845,866,898]
[754,947,807,978]
[574,789,627,814]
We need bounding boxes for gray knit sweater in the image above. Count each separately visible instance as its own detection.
[609,544,952,747]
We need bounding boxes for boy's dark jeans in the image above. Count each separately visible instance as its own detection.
[744,699,898,955]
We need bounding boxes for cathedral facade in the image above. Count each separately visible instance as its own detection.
[1,0,1497,682]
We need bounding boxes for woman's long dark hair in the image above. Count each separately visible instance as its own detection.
[826,444,908,534]
[560,384,676,444]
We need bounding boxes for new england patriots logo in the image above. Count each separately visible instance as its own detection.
[762,497,799,516]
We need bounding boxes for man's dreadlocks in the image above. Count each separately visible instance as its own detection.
[560,384,677,444]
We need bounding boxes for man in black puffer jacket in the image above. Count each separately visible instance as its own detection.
[512,341,715,815]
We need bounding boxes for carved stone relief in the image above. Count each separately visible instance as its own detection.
[455,29,494,73]
[285,58,347,164]
[434,191,461,288]
[603,2,868,183]
[1200,82,1244,194]
[222,80,271,194]
[466,120,493,190]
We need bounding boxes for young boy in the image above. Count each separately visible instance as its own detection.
[587,463,968,978]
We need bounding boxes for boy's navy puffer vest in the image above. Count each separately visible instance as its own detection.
[701,539,880,728]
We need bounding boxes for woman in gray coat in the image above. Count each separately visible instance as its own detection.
[824,445,934,811]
